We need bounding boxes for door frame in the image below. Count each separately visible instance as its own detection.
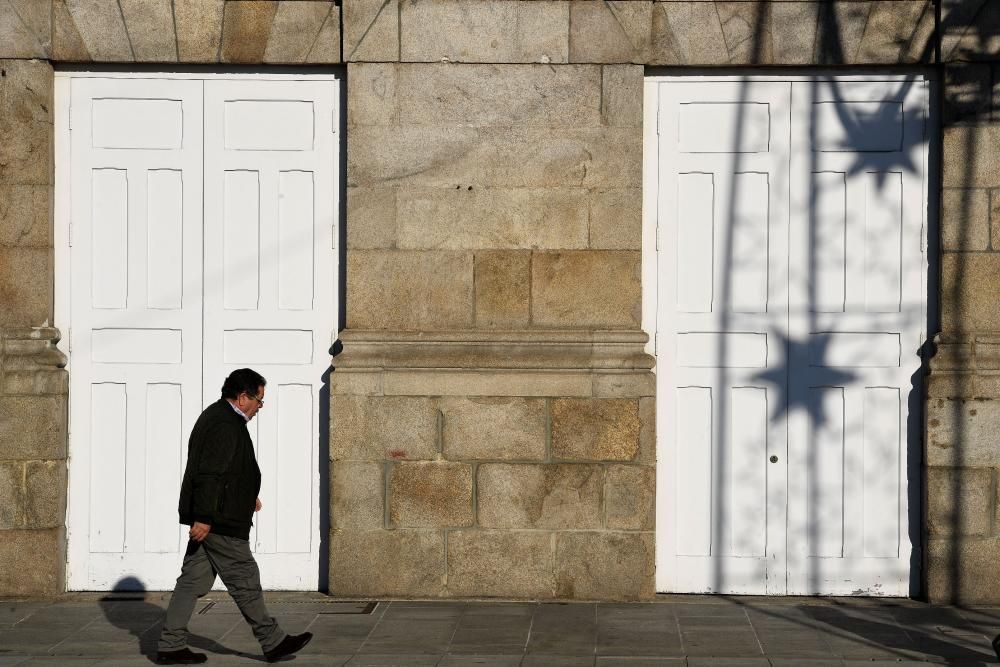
[54,69,343,591]
[642,72,937,595]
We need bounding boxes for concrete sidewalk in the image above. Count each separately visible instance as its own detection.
[1,594,998,666]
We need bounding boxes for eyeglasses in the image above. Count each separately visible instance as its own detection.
[246,393,264,406]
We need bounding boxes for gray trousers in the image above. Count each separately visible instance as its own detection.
[158,533,286,653]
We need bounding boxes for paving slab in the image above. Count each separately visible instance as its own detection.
[0,595,998,664]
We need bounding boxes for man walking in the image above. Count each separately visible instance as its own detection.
[156,368,312,665]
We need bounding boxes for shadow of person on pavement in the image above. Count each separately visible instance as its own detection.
[804,604,995,666]
[99,576,257,663]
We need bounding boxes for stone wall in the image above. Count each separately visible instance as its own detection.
[0,0,998,601]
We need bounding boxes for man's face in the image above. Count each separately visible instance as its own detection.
[237,386,265,421]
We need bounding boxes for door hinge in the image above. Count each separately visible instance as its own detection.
[655,222,661,251]
[68,105,72,131]
[68,222,73,247]
[654,332,660,354]
[332,108,338,134]
[67,328,72,354]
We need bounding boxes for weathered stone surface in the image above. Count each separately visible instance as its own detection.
[593,372,654,399]
[651,3,728,66]
[942,189,990,251]
[856,1,930,63]
[348,250,473,329]
[944,64,992,125]
[0,0,50,58]
[991,190,1000,251]
[24,461,65,529]
[927,397,1000,467]
[477,464,604,529]
[264,1,335,64]
[532,252,641,328]
[400,0,568,64]
[569,1,651,64]
[638,397,655,466]
[926,467,993,537]
[0,248,51,327]
[928,536,1000,603]
[0,60,53,186]
[0,528,64,595]
[0,185,50,248]
[943,0,1000,62]
[174,0,224,62]
[120,0,177,62]
[551,398,640,462]
[447,530,554,597]
[397,188,589,250]
[330,529,445,597]
[331,461,385,530]
[304,4,341,64]
[331,395,438,461]
[555,531,654,600]
[605,465,655,531]
[941,253,1000,331]
[65,0,133,61]
[0,462,23,529]
[474,251,530,328]
[349,126,641,189]
[0,396,66,460]
[441,397,546,461]
[329,370,383,396]
[348,63,398,127]
[589,189,641,250]
[53,0,91,61]
[814,2,871,65]
[383,370,593,398]
[771,3,817,64]
[221,0,277,64]
[3,370,68,396]
[344,0,399,62]
[717,1,773,65]
[347,186,397,249]
[601,66,642,128]
[389,462,473,528]
[397,65,601,128]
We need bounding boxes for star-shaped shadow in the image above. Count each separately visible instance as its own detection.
[750,331,859,426]
[821,78,921,189]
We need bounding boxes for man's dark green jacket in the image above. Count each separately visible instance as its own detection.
[178,398,261,540]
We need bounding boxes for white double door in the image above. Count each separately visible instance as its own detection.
[59,74,339,591]
[650,76,928,595]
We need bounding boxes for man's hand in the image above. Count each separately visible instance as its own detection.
[189,521,211,542]
[255,497,263,512]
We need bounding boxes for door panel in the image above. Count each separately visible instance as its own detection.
[67,78,204,590]
[203,79,338,590]
[655,80,791,594]
[653,76,928,596]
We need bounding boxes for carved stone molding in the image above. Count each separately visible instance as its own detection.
[334,329,655,371]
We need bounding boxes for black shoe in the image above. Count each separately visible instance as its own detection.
[992,633,1000,661]
[155,647,208,665]
[264,632,313,662]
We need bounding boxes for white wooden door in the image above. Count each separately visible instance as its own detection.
[650,75,928,596]
[61,74,338,591]
[65,77,204,590]
[203,80,338,590]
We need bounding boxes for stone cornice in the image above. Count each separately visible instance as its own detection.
[1,327,67,370]
[928,334,1000,373]
[334,330,655,371]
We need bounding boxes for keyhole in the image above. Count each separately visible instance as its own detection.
[769,455,778,463]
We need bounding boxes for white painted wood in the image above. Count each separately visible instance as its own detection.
[65,77,204,591]
[654,79,792,595]
[60,73,339,592]
[649,75,928,596]
[203,79,337,590]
